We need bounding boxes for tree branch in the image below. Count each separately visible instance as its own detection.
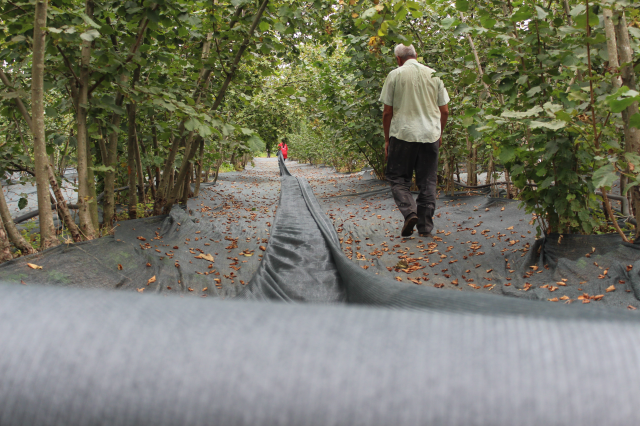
[211,0,270,111]
[0,68,33,130]
[56,45,80,86]
[88,3,159,95]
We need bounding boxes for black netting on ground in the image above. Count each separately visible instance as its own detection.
[4,154,640,425]
[3,154,640,312]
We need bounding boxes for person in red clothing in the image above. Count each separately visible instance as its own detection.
[277,140,288,161]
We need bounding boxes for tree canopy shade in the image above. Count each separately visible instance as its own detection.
[0,0,640,256]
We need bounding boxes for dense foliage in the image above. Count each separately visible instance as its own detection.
[1,0,640,258]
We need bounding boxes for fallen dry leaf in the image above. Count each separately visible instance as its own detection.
[117,264,123,270]
[27,263,42,270]
[202,287,208,291]
[147,276,156,286]
[137,288,145,293]
[259,245,266,251]
[506,226,514,230]
[606,285,616,293]
[195,253,215,262]
[627,265,633,272]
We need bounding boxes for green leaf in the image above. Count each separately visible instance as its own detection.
[609,96,637,113]
[539,176,554,189]
[81,13,101,29]
[441,17,456,30]
[361,7,378,19]
[573,8,599,29]
[529,120,566,130]
[623,180,639,196]
[259,21,270,32]
[80,29,100,42]
[511,6,533,22]
[535,6,548,19]
[501,105,543,118]
[499,147,516,163]
[90,165,115,173]
[526,86,542,97]
[592,163,618,189]
[45,107,58,118]
[480,16,496,29]
[184,118,200,132]
[18,198,28,210]
[455,0,469,12]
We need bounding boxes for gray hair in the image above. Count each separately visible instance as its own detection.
[394,44,417,60]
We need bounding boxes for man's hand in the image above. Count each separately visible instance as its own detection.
[385,139,390,162]
[438,104,449,150]
[382,104,393,162]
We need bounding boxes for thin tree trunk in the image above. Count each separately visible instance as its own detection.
[194,138,204,197]
[59,130,71,177]
[151,116,160,188]
[615,11,640,237]
[133,123,145,204]
[181,163,192,205]
[74,0,97,239]
[154,32,213,214]
[465,132,475,185]
[103,81,126,227]
[603,9,622,90]
[0,216,13,262]
[0,181,35,254]
[138,135,156,199]
[86,138,99,230]
[603,7,626,199]
[1,49,80,243]
[31,0,58,249]
[127,102,138,219]
[102,7,150,225]
[47,166,82,241]
[163,137,201,213]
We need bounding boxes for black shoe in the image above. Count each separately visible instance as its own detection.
[401,214,418,237]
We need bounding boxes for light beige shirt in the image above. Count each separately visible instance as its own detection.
[379,59,450,143]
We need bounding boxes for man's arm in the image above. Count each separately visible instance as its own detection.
[438,104,449,148]
[383,104,393,161]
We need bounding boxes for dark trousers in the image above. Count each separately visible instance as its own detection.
[385,137,439,234]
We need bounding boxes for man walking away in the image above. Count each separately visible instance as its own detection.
[379,44,449,237]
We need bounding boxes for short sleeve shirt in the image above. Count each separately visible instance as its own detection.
[379,59,450,143]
